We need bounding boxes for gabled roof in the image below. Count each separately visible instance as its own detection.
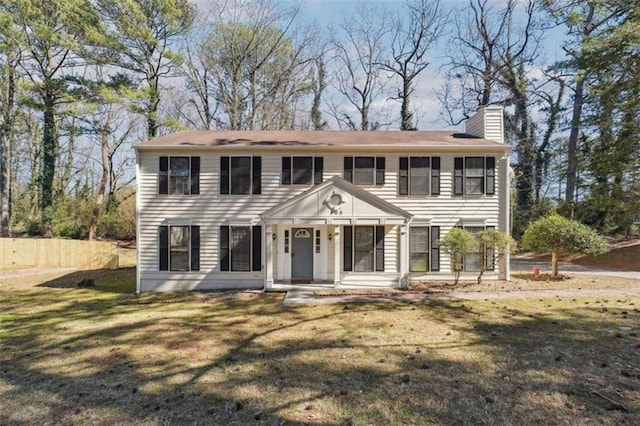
[135,130,509,150]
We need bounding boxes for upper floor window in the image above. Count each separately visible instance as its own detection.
[159,156,200,195]
[454,156,495,195]
[282,156,323,185]
[158,225,200,271]
[344,156,385,186]
[399,156,440,196]
[220,156,261,195]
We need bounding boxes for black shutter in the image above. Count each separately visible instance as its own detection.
[252,156,261,194]
[220,157,230,194]
[486,225,495,271]
[159,156,169,194]
[454,157,464,195]
[159,225,169,270]
[399,157,409,195]
[220,226,230,271]
[190,225,200,271]
[282,157,291,184]
[375,225,385,272]
[252,225,262,271]
[343,226,353,271]
[430,226,440,271]
[375,157,385,185]
[486,156,495,195]
[344,157,353,182]
[431,157,440,195]
[314,157,323,185]
[190,157,200,195]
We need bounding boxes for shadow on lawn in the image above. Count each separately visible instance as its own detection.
[1,285,639,424]
[35,267,136,294]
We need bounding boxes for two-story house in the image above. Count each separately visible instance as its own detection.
[134,106,511,292]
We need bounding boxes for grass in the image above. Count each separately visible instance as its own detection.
[1,269,639,424]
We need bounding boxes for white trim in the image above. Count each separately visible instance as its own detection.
[135,151,141,294]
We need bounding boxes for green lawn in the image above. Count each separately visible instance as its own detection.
[1,269,639,424]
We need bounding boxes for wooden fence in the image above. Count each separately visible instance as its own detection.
[0,238,119,269]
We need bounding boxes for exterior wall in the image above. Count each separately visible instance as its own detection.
[138,149,507,291]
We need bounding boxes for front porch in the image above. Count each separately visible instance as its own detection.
[260,176,413,290]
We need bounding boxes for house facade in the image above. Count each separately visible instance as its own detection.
[134,107,511,292]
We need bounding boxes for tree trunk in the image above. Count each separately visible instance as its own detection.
[400,78,413,130]
[89,131,109,241]
[41,90,57,238]
[551,250,559,278]
[565,76,585,209]
[0,56,15,237]
[147,77,160,138]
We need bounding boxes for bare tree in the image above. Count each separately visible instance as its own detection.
[379,0,445,130]
[329,5,390,131]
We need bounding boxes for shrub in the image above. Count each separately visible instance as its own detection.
[440,228,476,285]
[522,214,608,277]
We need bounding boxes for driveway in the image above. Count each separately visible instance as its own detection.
[510,255,639,280]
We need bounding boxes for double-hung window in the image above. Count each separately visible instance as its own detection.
[158,225,200,271]
[158,156,200,195]
[282,156,323,185]
[461,225,495,272]
[454,156,496,195]
[220,156,261,195]
[399,156,440,195]
[219,225,262,271]
[409,226,440,272]
[343,226,385,272]
[344,156,385,185]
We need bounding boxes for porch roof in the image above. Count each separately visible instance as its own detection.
[260,176,412,225]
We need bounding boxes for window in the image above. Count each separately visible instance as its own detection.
[159,156,200,195]
[454,156,496,195]
[399,157,440,195]
[315,230,321,253]
[220,225,262,271]
[344,156,385,185]
[220,156,261,195]
[462,225,495,271]
[158,225,200,271]
[282,156,323,185]
[343,225,384,272]
[409,226,440,272]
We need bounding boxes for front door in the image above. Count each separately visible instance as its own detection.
[291,228,313,282]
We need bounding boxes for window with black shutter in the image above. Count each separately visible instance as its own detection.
[159,156,199,195]
[486,157,495,195]
[220,156,261,195]
[430,226,440,271]
[343,225,353,271]
[399,157,409,195]
[431,157,440,195]
[454,157,464,195]
[281,156,324,185]
[375,226,385,272]
[454,156,496,196]
[344,156,383,185]
[344,157,353,183]
[219,225,262,272]
[158,225,200,271]
[376,157,385,185]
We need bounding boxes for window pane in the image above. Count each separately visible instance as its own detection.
[354,157,374,185]
[231,157,251,194]
[170,226,189,271]
[354,226,374,272]
[170,157,189,195]
[465,157,484,177]
[464,227,483,271]
[292,157,313,184]
[465,177,483,194]
[410,227,429,272]
[409,157,429,195]
[231,227,251,271]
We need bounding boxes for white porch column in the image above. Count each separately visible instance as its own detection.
[333,225,341,288]
[399,224,409,289]
[265,224,274,290]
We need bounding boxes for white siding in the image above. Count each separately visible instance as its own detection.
[465,107,504,143]
[138,150,507,291]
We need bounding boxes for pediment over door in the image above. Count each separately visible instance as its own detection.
[261,176,412,225]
